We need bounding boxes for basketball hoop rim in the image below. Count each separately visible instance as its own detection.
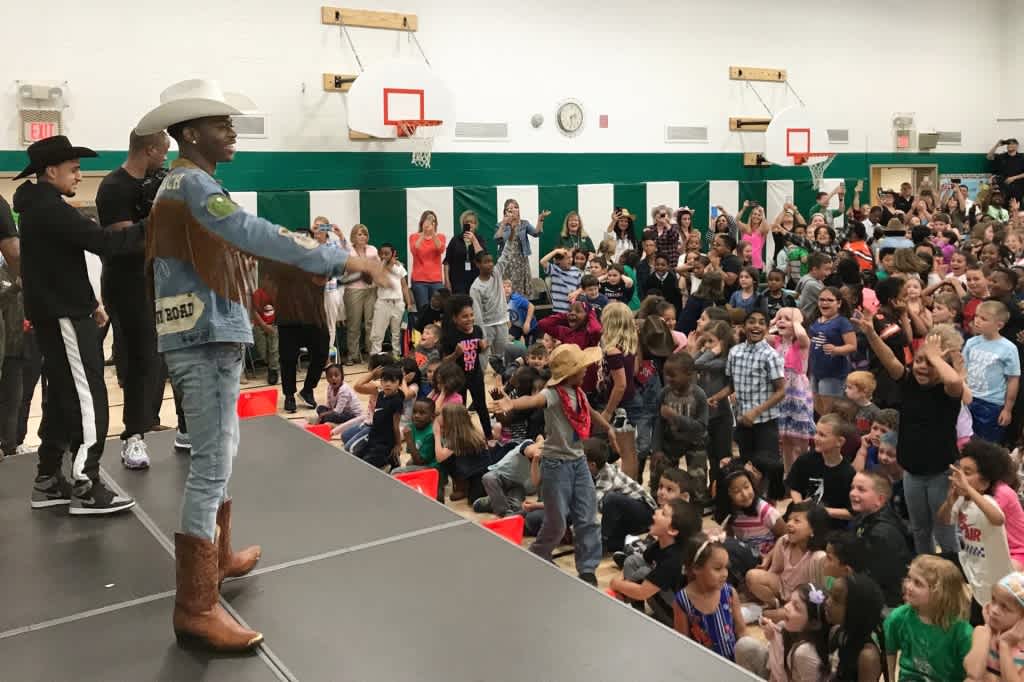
[792,152,835,166]
[395,119,443,137]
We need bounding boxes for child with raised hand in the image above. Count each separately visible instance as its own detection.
[673,535,748,661]
[609,498,701,625]
[883,555,972,682]
[715,465,786,558]
[351,364,405,468]
[938,439,1019,613]
[737,583,832,681]
[746,500,829,622]
[433,403,492,504]
[854,316,964,555]
[824,573,886,682]
[309,363,363,426]
[852,408,898,472]
[337,352,396,443]
[651,351,709,506]
[495,343,618,586]
[769,307,815,473]
[964,572,1024,681]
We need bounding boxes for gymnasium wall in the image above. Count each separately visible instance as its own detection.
[0,0,1015,155]
[0,0,1013,270]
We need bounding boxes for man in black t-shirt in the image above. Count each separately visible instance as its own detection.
[988,138,1024,201]
[712,233,741,297]
[96,129,176,470]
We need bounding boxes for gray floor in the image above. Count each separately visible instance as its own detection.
[0,416,755,681]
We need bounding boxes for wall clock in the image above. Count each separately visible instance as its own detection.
[556,99,585,137]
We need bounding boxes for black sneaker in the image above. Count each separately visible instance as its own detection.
[472,497,492,514]
[612,551,627,569]
[578,572,598,586]
[69,479,135,516]
[267,368,279,385]
[298,389,316,409]
[284,395,297,413]
[31,474,72,508]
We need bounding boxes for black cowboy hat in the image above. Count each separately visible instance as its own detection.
[13,135,97,180]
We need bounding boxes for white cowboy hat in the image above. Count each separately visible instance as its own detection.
[134,79,247,135]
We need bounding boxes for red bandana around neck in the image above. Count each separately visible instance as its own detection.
[556,385,591,439]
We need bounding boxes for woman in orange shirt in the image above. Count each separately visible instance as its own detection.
[409,210,447,312]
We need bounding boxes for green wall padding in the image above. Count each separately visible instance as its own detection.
[359,189,408,262]
[614,184,647,228]
[256,191,309,232]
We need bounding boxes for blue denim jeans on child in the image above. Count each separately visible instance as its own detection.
[903,470,958,554]
[530,457,601,575]
[632,374,662,480]
[164,343,243,542]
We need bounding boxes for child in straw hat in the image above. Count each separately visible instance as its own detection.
[496,343,619,585]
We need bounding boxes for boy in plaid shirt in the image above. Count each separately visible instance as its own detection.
[709,310,787,500]
[586,438,657,552]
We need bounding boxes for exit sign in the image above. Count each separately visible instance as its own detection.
[23,121,57,143]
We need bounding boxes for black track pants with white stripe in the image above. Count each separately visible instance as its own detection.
[32,317,109,482]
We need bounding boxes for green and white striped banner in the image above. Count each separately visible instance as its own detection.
[239,176,848,278]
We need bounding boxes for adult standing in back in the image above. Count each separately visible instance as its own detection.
[494,198,548,297]
[342,223,378,366]
[96,129,176,471]
[444,209,486,295]
[989,137,1024,202]
[408,210,446,312]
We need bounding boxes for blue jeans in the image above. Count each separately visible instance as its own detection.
[632,374,662,480]
[164,343,243,542]
[903,470,958,554]
[530,457,601,574]
[411,281,443,312]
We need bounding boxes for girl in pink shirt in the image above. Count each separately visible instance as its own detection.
[745,501,829,622]
[428,360,465,414]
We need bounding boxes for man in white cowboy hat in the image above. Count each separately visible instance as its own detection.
[14,135,142,515]
[495,343,618,586]
[135,79,389,652]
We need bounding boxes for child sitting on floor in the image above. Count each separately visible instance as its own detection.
[876,431,907,519]
[490,366,544,444]
[349,364,405,468]
[614,467,691,570]
[393,398,445,501]
[588,438,657,553]
[852,408,898,472]
[715,465,786,559]
[434,403,492,504]
[673,535,749,661]
[335,353,396,442]
[474,437,542,516]
[609,498,701,625]
[309,363,363,425]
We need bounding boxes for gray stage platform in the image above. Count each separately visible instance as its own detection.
[0,416,755,681]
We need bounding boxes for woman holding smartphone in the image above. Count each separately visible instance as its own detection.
[408,210,447,311]
[494,198,549,296]
[444,210,486,295]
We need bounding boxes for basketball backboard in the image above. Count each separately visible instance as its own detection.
[763,106,828,167]
[346,60,455,139]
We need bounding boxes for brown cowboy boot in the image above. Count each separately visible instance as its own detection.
[173,532,263,651]
[216,498,261,585]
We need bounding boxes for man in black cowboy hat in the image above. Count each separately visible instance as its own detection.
[988,137,1024,202]
[13,135,142,515]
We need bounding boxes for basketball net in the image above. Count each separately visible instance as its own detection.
[794,153,836,190]
[396,119,442,168]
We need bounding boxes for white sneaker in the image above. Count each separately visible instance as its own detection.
[121,435,151,470]
[15,444,37,456]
